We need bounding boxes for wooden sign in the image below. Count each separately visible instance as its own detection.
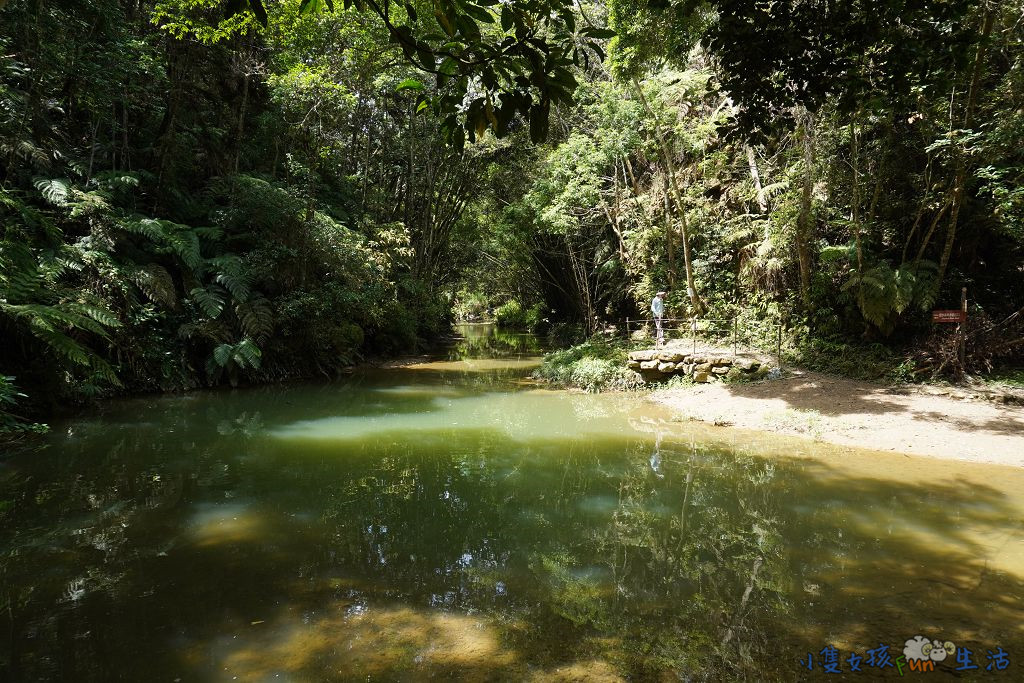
[932,310,966,323]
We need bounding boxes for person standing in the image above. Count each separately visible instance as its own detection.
[651,290,666,346]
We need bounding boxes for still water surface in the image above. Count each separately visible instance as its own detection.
[2,325,1023,681]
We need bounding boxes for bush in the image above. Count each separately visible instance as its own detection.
[534,340,643,392]
[495,300,526,328]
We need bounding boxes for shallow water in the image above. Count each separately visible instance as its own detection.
[1,325,1022,681]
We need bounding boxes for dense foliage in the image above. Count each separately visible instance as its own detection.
[3,0,1024,433]
[468,0,1024,376]
[0,0,523,429]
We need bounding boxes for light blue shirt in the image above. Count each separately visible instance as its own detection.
[651,296,664,317]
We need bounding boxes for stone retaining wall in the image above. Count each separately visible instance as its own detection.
[627,350,767,383]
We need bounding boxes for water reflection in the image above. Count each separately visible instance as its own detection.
[1,332,1023,680]
[449,322,543,360]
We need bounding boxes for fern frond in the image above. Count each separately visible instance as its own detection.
[234,338,262,369]
[27,326,91,366]
[761,181,790,199]
[166,229,202,271]
[75,303,122,328]
[213,343,233,368]
[193,226,223,241]
[33,178,71,206]
[237,296,273,342]
[189,287,225,318]
[133,264,178,308]
[123,218,165,242]
[216,272,250,302]
[0,268,41,301]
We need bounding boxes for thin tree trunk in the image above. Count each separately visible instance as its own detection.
[902,157,933,263]
[624,156,641,195]
[936,6,995,289]
[86,116,100,183]
[234,72,249,174]
[850,121,863,276]
[632,77,705,314]
[916,200,952,263]
[795,111,815,310]
[663,175,676,288]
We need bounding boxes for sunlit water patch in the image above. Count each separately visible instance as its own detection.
[1,324,1022,680]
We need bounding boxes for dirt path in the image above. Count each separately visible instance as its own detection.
[650,370,1024,467]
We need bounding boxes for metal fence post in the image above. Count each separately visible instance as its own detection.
[732,318,738,356]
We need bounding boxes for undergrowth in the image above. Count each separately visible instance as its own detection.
[788,337,919,383]
[534,339,644,392]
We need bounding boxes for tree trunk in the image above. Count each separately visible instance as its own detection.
[664,176,676,288]
[632,77,705,314]
[234,71,249,174]
[795,110,815,310]
[915,200,952,263]
[901,156,933,263]
[936,6,995,290]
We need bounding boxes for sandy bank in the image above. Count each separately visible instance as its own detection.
[650,370,1024,467]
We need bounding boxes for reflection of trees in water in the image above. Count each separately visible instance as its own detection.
[0,425,245,679]
[3,411,1024,681]
[529,438,791,679]
[448,325,541,360]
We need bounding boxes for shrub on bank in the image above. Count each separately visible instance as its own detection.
[495,300,526,328]
[534,340,643,392]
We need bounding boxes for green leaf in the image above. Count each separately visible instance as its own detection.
[190,287,225,318]
[396,78,425,92]
[438,56,459,77]
[415,41,435,70]
[463,4,494,24]
[299,0,333,14]
[213,343,233,368]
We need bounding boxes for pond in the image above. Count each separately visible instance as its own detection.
[2,324,1022,681]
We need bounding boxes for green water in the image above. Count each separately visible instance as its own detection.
[2,325,1023,681]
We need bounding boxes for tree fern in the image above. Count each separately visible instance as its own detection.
[842,260,941,335]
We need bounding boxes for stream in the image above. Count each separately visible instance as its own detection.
[1,324,1022,680]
